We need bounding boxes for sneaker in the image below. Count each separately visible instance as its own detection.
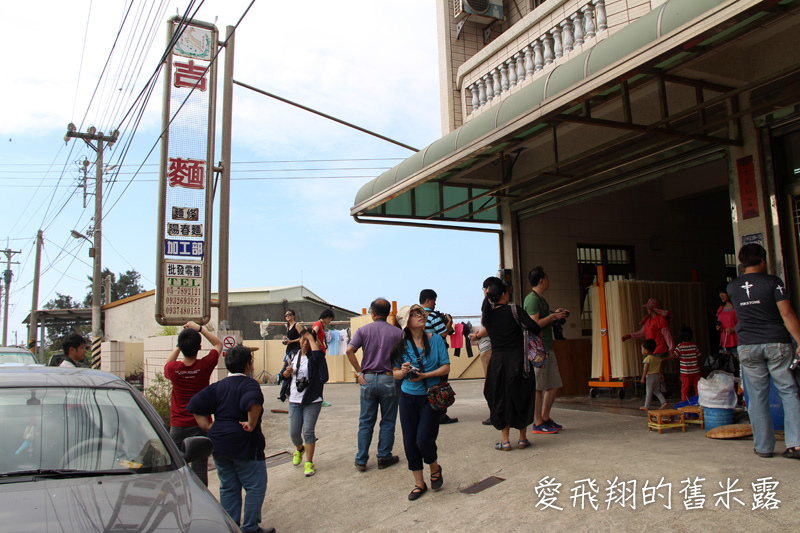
[754,449,774,458]
[321,401,332,407]
[292,447,304,466]
[531,423,560,434]
[544,418,563,430]
[354,461,367,472]
[377,455,400,469]
[304,461,315,477]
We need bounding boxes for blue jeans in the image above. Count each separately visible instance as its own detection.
[738,343,800,453]
[170,425,207,486]
[399,391,440,471]
[289,401,322,447]
[213,453,267,533]
[356,373,398,465]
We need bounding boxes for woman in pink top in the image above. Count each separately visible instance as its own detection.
[716,282,739,353]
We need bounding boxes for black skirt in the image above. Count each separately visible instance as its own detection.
[483,348,536,430]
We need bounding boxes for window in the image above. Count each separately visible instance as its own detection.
[531,0,548,9]
[577,244,636,335]
[724,250,737,282]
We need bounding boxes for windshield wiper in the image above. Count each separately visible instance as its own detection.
[0,468,132,480]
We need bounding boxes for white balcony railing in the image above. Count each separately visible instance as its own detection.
[463,0,609,118]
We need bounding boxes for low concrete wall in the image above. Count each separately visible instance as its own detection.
[138,317,491,387]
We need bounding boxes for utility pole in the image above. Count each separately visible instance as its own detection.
[28,230,43,360]
[2,246,21,346]
[218,25,235,329]
[64,123,118,369]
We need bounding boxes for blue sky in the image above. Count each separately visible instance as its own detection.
[0,0,499,342]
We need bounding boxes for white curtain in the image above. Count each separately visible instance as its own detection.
[591,281,709,379]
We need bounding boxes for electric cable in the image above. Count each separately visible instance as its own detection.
[71,0,93,120]
[104,0,256,219]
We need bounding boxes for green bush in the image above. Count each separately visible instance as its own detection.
[157,325,180,336]
[144,373,172,427]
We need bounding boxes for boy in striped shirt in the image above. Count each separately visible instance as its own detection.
[670,326,702,402]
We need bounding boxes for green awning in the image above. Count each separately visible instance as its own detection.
[351,0,769,223]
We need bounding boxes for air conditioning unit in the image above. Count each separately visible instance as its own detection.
[454,0,504,24]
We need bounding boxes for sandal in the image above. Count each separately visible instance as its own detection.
[494,441,512,451]
[408,483,427,501]
[431,465,443,491]
[782,447,800,459]
[517,439,531,449]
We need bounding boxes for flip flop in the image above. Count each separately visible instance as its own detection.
[494,441,512,451]
[517,439,531,449]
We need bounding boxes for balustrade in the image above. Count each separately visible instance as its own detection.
[464,0,611,118]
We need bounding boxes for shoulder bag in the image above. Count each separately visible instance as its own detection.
[409,339,455,412]
[510,304,548,373]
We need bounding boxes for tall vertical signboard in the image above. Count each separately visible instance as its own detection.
[156,18,218,325]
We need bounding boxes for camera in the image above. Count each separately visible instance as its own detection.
[408,366,421,379]
[553,309,569,341]
[295,376,310,392]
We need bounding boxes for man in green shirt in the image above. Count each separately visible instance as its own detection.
[523,266,569,434]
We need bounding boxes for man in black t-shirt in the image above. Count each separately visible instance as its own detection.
[727,244,800,460]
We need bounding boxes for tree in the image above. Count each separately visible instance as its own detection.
[43,293,90,352]
[83,268,145,307]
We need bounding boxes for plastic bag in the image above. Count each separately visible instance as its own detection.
[697,370,737,409]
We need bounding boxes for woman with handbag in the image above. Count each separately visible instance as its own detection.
[282,328,329,478]
[482,279,541,451]
[716,282,739,376]
[392,304,451,501]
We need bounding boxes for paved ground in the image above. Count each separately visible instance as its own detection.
[206,379,799,532]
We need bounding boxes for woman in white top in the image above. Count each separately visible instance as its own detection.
[282,329,328,477]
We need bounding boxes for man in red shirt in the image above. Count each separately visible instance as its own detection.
[164,320,223,486]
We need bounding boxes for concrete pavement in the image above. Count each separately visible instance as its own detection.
[207,379,800,532]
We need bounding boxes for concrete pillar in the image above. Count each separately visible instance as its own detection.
[727,103,785,278]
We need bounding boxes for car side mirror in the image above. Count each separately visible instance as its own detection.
[182,436,213,464]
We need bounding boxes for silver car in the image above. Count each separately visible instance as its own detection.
[0,367,240,532]
[0,346,40,366]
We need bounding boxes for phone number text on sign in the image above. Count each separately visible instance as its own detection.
[163,261,204,319]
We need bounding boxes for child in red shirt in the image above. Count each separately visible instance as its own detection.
[669,326,702,402]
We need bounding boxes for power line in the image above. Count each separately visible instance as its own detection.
[0,167,393,177]
[71,0,93,119]
[104,0,257,219]
[0,157,406,168]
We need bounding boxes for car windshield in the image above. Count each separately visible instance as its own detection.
[0,387,174,476]
[0,352,36,365]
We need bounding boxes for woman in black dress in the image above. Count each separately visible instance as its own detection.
[283,309,302,356]
[482,279,541,451]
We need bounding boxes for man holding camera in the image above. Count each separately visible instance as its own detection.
[524,267,569,434]
[346,298,403,471]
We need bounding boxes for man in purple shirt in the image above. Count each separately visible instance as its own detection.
[346,298,403,471]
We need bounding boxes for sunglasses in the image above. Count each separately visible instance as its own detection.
[410,311,426,318]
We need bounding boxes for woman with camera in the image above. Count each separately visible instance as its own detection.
[282,329,329,477]
[524,266,569,434]
[392,304,450,501]
[484,279,541,450]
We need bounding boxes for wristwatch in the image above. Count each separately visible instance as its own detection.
[356,371,363,377]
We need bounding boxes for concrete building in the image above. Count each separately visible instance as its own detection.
[351,0,800,389]
[103,285,358,342]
